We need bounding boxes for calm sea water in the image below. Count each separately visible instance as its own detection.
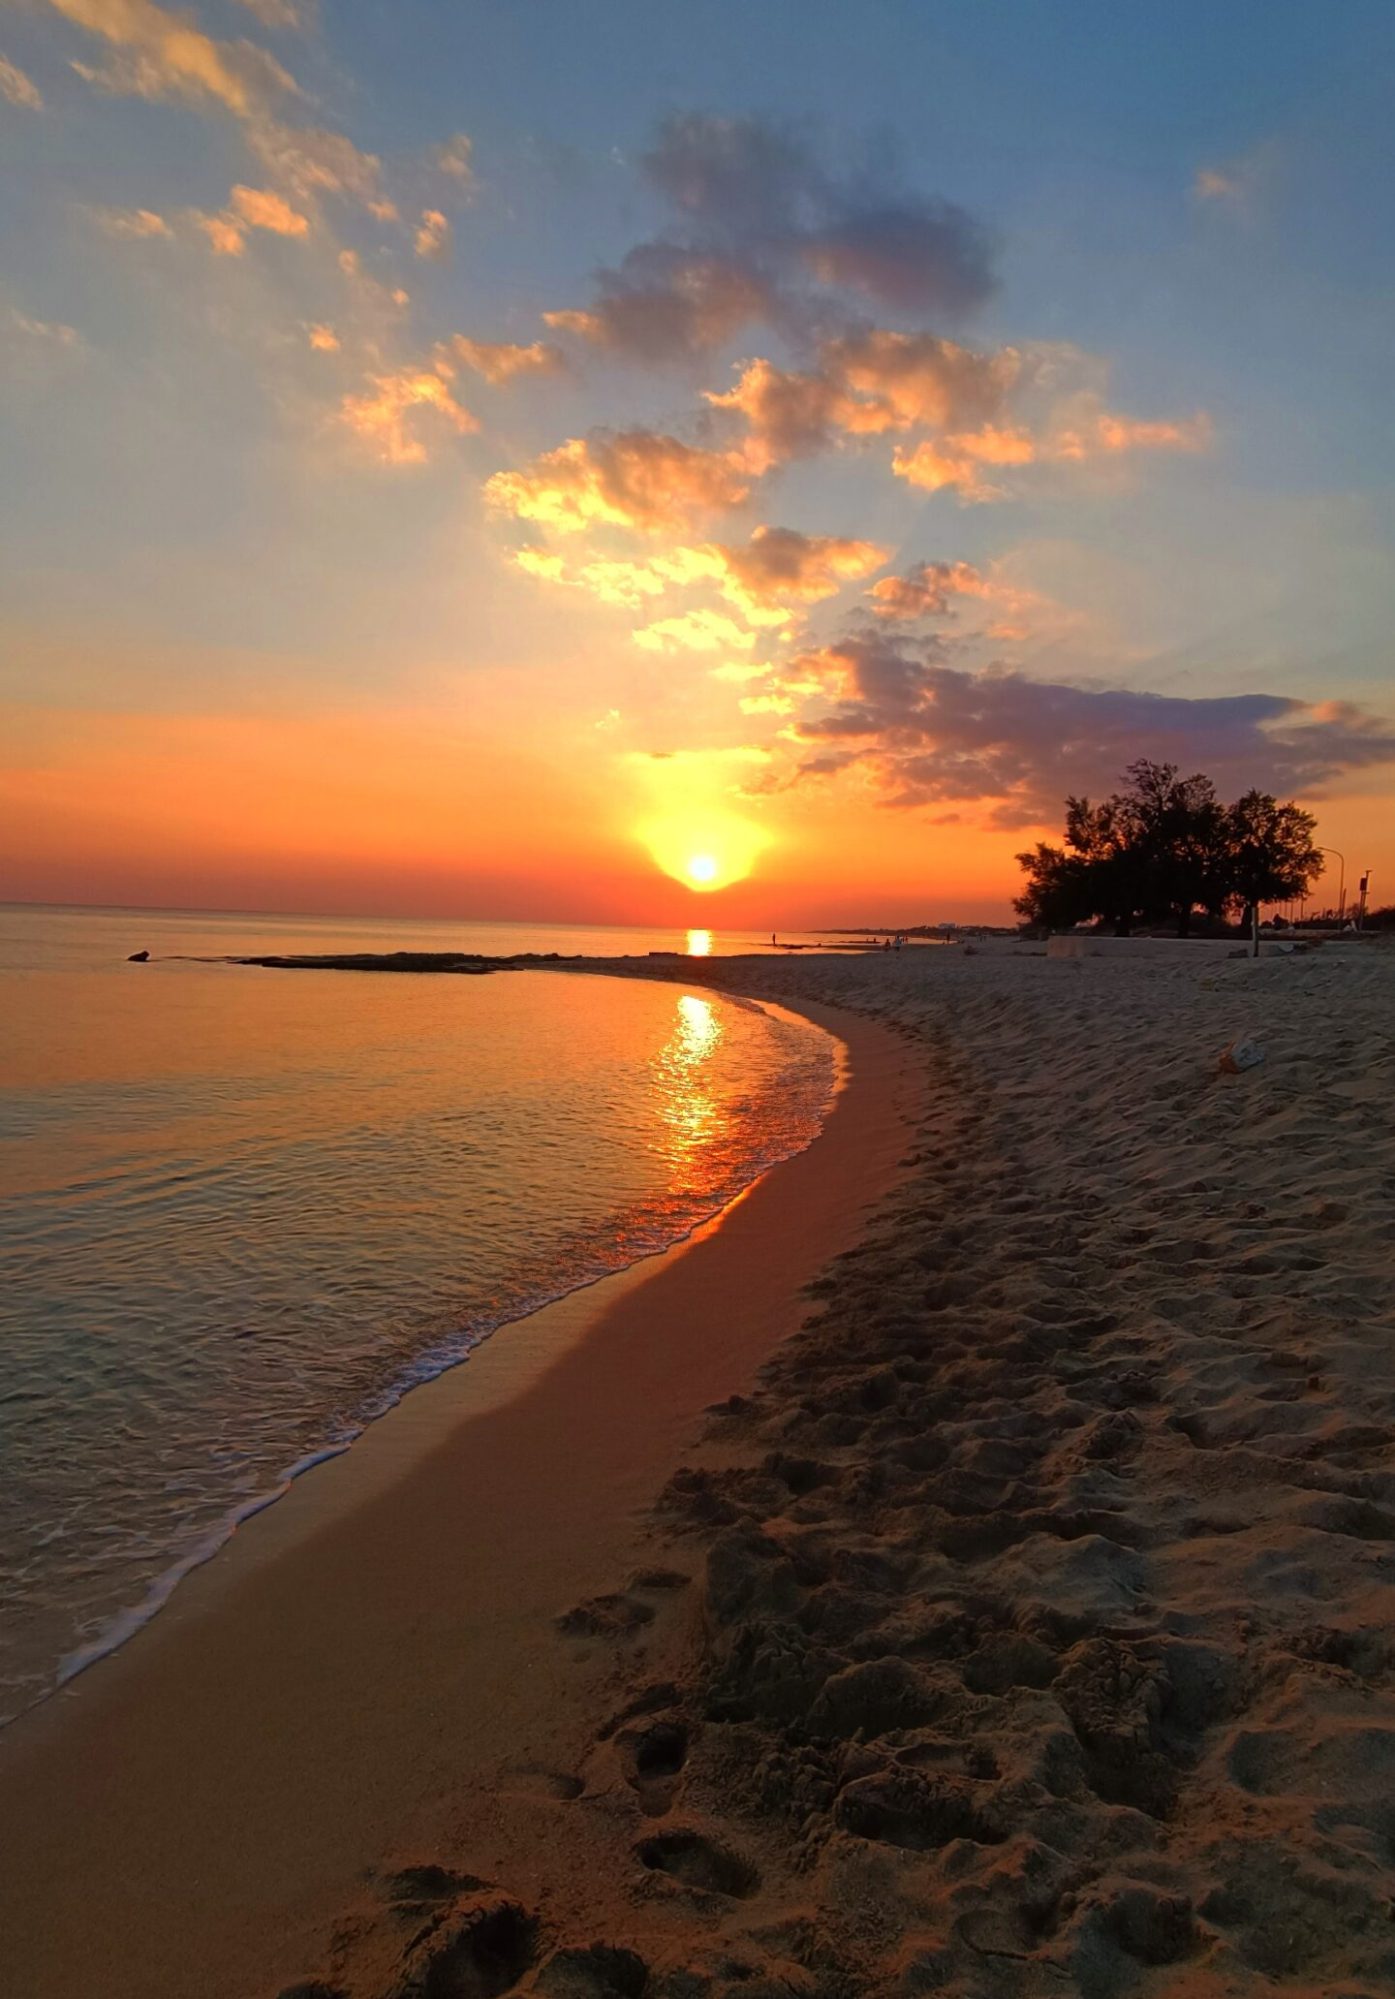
[0,905,838,1722]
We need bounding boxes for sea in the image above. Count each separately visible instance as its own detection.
[0,904,841,1724]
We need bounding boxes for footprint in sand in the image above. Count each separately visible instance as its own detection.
[634,1826,760,1899]
[555,1591,655,1638]
[616,1716,689,1815]
[532,1942,649,1996]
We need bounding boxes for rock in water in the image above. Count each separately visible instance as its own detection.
[127,949,150,962]
[1219,1036,1264,1074]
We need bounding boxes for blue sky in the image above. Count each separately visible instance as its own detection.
[1,0,1391,920]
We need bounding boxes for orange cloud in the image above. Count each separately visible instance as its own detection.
[89,205,172,238]
[893,405,1209,499]
[340,365,477,465]
[825,328,1020,433]
[1074,409,1212,457]
[433,133,475,185]
[228,183,309,236]
[49,0,298,118]
[485,431,752,536]
[705,357,849,472]
[633,609,757,655]
[197,212,248,256]
[707,331,1022,474]
[513,526,884,630]
[305,323,340,352]
[248,124,386,213]
[0,54,42,108]
[714,525,888,615]
[448,336,564,385]
[414,208,450,260]
[868,560,995,619]
[194,184,309,254]
[892,426,1036,501]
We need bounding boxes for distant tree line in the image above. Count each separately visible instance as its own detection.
[1015,759,1324,937]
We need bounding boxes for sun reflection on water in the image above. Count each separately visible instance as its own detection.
[655,992,722,1175]
[686,928,713,957]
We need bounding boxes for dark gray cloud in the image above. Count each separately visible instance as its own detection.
[787,635,1395,825]
[552,113,994,364]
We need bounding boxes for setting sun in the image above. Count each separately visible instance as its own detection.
[641,810,767,894]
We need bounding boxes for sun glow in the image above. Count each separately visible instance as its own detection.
[641,812,766,893]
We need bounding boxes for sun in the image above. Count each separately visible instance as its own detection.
[639,808,766,892]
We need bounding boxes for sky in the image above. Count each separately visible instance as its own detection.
[1,0,1392,927]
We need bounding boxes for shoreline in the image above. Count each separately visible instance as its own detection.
[0,991,923,1999]
[16,985,839,1732]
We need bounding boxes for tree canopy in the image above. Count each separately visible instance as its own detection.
[1015,760,1323,935]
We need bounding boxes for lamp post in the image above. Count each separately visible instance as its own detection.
[1316,846,1345,925]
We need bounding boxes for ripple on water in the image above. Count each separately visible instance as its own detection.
[0,960,836,1722]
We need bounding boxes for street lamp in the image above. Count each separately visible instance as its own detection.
[1316,846,1345,925]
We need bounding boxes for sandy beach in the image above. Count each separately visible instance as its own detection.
[4,942,1395,1998]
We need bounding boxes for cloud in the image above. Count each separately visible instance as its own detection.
[824,328,1020,432]
[414,208,450,260]
[485,430,752,536]
[447,336,564,385]
[511,525,884,630]
[49,0,298,119]
[544,247,775,362]
[5,306,81,348]
[547,112,995,367]
[2,304,84,382]
[633,609,757,655]
[891,425,1037,501]
[1051,399,1212,461]
[1195,167,1243,202]
[706,331,1022,473]
[0,53,43,108]
[707,334,1207,497]
[705,357,848,471]
[193,183,309,254]
[228,183,308,235]
[714,525,887,615]
[890,402,1210,501]
[433,133,475,185]
[642,111,994,316]
[88,205,172,239]
[339,364,477,465]
[247,123,385,211]
[798,201,994,314]
[868,560,997,619]
[197,212,248,256]
[304,322,339,352]
[781,633,1395,823]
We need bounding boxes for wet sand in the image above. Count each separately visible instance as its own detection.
[6,941,1395,1999]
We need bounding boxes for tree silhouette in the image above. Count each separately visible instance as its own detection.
[1016,762,1322,935]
